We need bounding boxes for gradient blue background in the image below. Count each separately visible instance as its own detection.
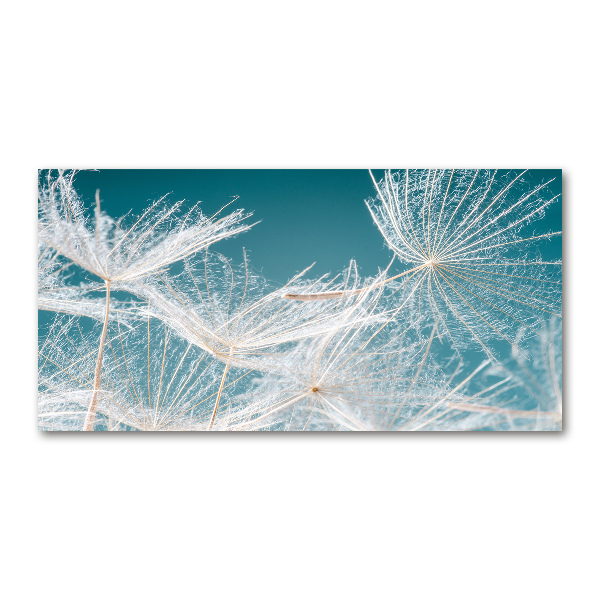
[56,169,562,286]
[39,168,562,349]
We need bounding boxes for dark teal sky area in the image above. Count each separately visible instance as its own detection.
[58,169,563,287]
[69,169,392,286]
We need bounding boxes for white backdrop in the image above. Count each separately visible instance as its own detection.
[2,1,597,599]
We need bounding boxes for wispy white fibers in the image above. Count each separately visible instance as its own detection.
[38,170,255,430]
[138,253,391,372]
[365,169,562,360]
[38,170,254,285]
[38,314,253,431]
[96,315,252,431]
[136,254,395,428]
[449,317,563,431]
[38,316,117,431]
[231,320,523,432]
[38,242,139,325]
[228,297,426,431]
[38,169,563,432]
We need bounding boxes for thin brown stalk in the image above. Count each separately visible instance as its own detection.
[207,348,234,430]
[83,281,111,431]
[282,264,426,301]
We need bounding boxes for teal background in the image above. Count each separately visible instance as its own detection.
[39,169,562,339]
[53,168,563,284]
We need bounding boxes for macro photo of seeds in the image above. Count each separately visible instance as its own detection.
[37,169,562,432]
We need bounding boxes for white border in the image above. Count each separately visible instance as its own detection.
[3,2,596,598]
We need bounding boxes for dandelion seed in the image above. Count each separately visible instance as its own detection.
[140,254,388,369]
[38,242,139,324]
[38,170,254,430]
[284,169,562,360]
[229,295,433,431]
[38,314,253,431]
[365,169,562,359]
[137,254,392,428]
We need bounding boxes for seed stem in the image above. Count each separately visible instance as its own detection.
[83,280,111,431]
[282,264,426,301]
[208,348,234,430]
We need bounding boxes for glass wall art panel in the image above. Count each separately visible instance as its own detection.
[38,169,562,431]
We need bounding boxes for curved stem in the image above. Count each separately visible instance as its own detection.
[83,281,111,431]
[208,348,234,430]
[282,264,425,301]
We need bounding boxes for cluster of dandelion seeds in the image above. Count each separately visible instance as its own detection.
[38,169,562,431]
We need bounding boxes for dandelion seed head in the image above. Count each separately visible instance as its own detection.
[136,253,391,372]
[38,170,255,286]
[367,169,562,359]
